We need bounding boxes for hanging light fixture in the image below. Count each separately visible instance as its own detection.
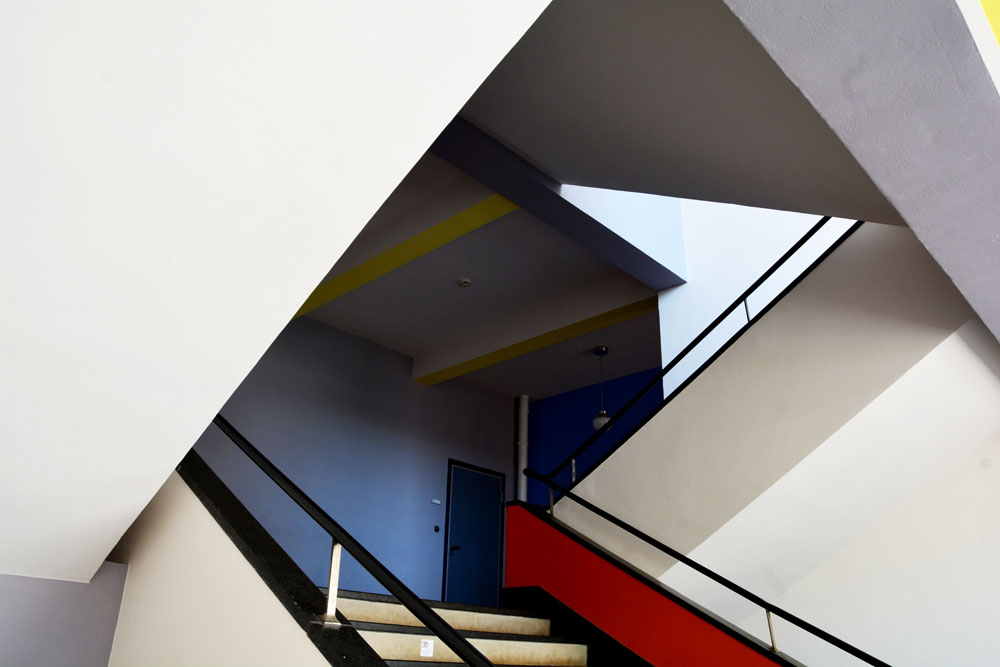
[592,345,610,431]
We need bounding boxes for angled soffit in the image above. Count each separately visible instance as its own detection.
[462,0,903,225]
[0,1,549,581]
[722,0,1000,343]
[303,153,663,395]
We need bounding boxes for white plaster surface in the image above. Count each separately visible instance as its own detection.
[956,0,1000,96]
[559,185,687,279]
[0,0,548,581]
[660,318,1000,632]
[658,205,854,398]
[557,224,972,580]
[108,473,332,667]
[553,223,1000,665]
[743,426,1000,667]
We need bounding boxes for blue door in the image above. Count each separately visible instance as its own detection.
[443,461,504,606]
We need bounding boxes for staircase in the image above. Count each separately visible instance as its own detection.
[334,590,586,665]
[179,426,650,667]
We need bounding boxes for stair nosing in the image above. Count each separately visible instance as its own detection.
[334,588,547,620]
[385,663,546,667]
[348,621,580,645]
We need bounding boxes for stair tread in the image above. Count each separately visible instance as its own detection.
[348,621,578,644]
[335,588,546,619]
[359,627,587,666]
[385,663,554,667]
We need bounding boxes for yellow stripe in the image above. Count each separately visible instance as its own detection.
[983,0,1000,45]
[295,194,519,318]
[414,296,659,385]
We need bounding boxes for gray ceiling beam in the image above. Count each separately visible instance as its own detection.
[430,117,685,291]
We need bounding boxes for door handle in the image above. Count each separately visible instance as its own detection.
[449,544,462,555]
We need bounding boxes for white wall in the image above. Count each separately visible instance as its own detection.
[0,0,548,581]
[657,202,854,397]
[661,318,1000,663]
[745,424,1000,667]
[0,561,126,667]
[559,185,686,277]
[956,0,1000,95]
[557,224,973,578]
[550,222,1000,663]
[109,472,332,667]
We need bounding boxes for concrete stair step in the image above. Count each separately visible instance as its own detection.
[335,589,551,637]
[355,625,586,666]
[385,663,543,667]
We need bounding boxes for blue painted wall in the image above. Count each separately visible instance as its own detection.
[194,317,513,600]
[527,367,663,505]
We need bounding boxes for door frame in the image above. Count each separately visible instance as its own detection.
[441,458,506,603]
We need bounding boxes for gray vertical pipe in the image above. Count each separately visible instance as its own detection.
[516,395,529,502]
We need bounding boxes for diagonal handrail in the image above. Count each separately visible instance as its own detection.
[212,414,493,667]
[545,218,865,495]
[524,470,892,667]
[545,216,831,482]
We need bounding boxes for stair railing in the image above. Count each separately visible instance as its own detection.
[542,217,864,500]
[524,470,892,667]
[212,414,494,667]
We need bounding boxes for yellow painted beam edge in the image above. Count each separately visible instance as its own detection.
[295,194,519,318]
[414,296,659,386]
[983,0,1000,44]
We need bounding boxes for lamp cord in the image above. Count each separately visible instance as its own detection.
[599,354,604,411]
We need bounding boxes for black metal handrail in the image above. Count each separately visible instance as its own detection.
[544,218,863,491]
[212,414,493,667]
[524,470,891,667]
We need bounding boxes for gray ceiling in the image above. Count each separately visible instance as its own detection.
[464,310,662,399]
[307,155,659,396]
[309,0,952,398]
[323,154,494,282]
[309,206,653,363]
[462,0,903,225]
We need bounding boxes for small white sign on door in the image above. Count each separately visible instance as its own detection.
[419,638,434,657]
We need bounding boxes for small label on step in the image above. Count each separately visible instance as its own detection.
[420,639,434,657]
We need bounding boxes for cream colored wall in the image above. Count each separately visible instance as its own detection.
[557,224,973,576]
[0,0,549,582]
[661,318,1000,646]
[742,426,1000,666]
[108,473,330,667]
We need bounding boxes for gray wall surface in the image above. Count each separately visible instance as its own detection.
[0,561,127,667]
[194,317,514,600]
[722,0,1000,345]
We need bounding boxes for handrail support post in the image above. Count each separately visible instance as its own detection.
[548,488,555,517]
[211,415,493,665]
[522,463,890,667]
[571,458,576,483]
[323,541,343,627]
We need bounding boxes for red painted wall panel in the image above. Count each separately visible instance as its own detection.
[505,505,777,667]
